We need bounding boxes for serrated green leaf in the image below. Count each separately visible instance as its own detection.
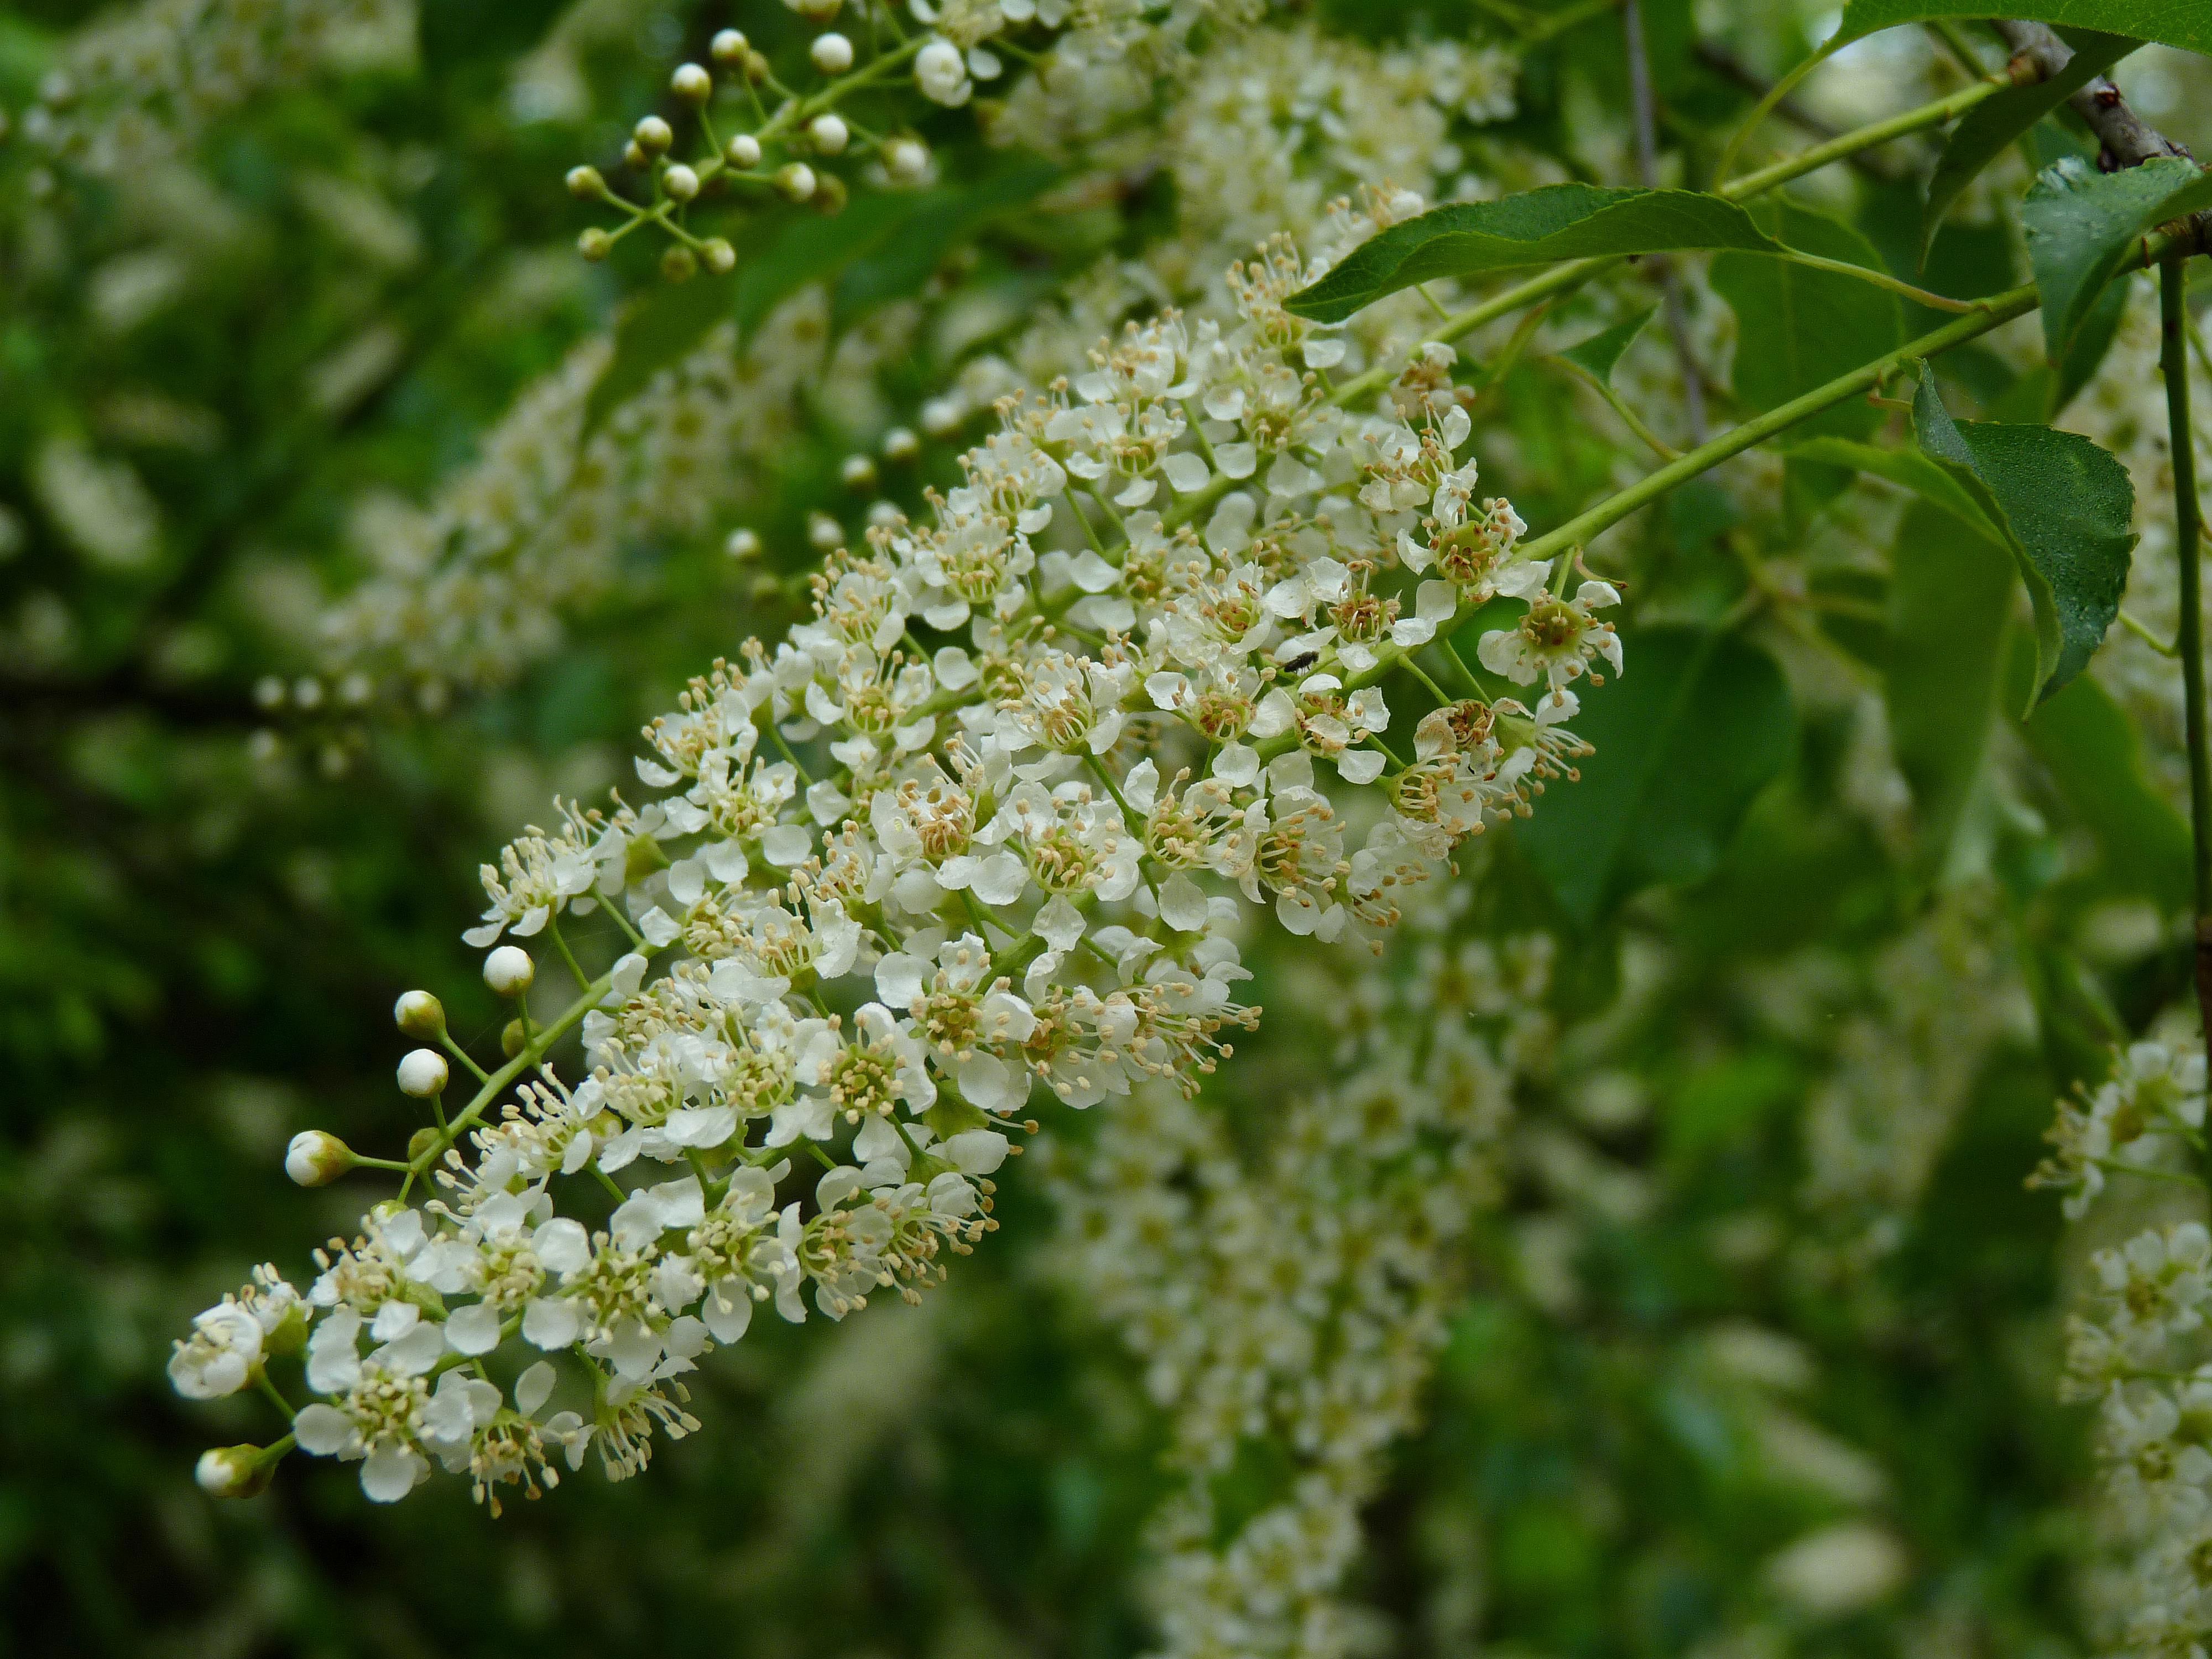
[1911,366,2065,708]
[1515,628,1794,926]
[1919,30,2137,268]
[2025,154,2212,362]
[1834,0,2210,57]
[1712,201,1901,445]
[1285,186,1783,324]
[1557,305,1658,387]
[1912,364,2135,707]
[1886,498,2017,871]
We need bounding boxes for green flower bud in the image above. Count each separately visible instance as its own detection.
[661,244,698,283]
[393,989,445,1039]
[285,1131,353,1188]
[196,1445,274,1499]
[565,164,604,200]
[578,227,613,262]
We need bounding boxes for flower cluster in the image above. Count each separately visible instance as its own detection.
[15,0,414,181]
[1044,900,1551,1658]
[2037,1040,2212,1656]
[315,16,1530,703]
[321,289,915,697]
[173,226,1619,1506]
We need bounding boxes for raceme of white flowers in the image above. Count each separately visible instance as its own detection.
[317,14,1524,703]
[18,0,416,180]
[1045,902,1548,1659]
[2034,1039,2212,1655]
[173,218,1623,1508]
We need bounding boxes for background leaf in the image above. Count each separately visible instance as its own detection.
[580,276,736,440]
[1558,305,1658,385]
[2024,154,2212,361]
[1514,628,1794,925]
[1286,186,1780,322]
[2014,655,2193,910]
[1885,499,2017,870]
[1713,200,1900,524]
[419,0,570,76]
[1833,0,2212,57]
[1919,30,2138,267]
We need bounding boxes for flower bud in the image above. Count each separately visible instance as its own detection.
[810,32,854,74]
[811,173,848,215]
[839,453,877,489]
[661,163,700,202]
[622,138,648,170]
[807,510,843,551]
[285,1130,353,1188]
[882,426,919,463]
[565,164,604,200]
[633,115,673,155]
[408,1126,442,1163]
[483,946,535,997]
[726,528,763,560]
[725,133,761,169]
[396,1048,449,1098]
[661,244,698,283]
[577,227,612,262]
[670,62,712,103]
[502,1019,528,1060]
[393,989,445,1039]
[196,1445,273,1500]
[775,161,817,202]
[701,237,737,275]
[808,113,849,155]
[793,0,842,18]
[884,137,928,181]
[710,29,750,66]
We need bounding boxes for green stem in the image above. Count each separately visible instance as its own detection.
[1772,248,1978,312]
[2164,253,2212,1053]
[1514,283,2038,564]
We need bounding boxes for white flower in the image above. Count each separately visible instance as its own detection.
[168,1301,263,1400]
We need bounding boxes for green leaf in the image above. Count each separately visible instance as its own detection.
[1284,186,1783,323]
[419,0,570,76]
[2014,651,2193,910]
[1885,498,2017,870]
[1712,200,1901,444]
[1782,436,1998,530]
[830,160,1059,326]
[2024,154,2212,362]
[1919,30,2138,268]
[2054,265,2136,413]
[1557,306,1658,387]
[580,276,736,441]
[1910,367,2065,707]
[1914,364,2136,705]
[1515,628,1795,926]
[1833,0,2211,58]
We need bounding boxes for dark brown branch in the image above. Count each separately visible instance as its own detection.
[1989,19,2192,171]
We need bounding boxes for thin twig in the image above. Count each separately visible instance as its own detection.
[2163,253,2212,1052]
